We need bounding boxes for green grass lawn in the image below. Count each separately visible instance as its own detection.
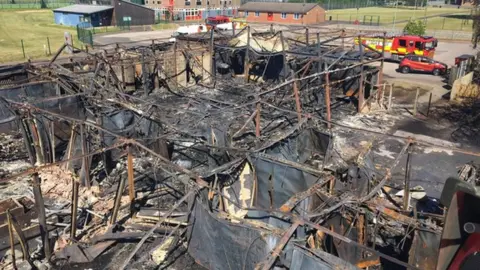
[0,9,179,63]
[0,9,80,63]
[327,7,472,29]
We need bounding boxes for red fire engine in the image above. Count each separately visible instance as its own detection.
[206,16,231,30]
[354,35,438,61]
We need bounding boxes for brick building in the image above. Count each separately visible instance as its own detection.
[145,0,241,21]
[238,2,325,25]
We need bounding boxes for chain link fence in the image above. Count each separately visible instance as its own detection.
[0,0,74,9]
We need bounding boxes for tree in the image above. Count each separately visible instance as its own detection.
[473,2,480,48]
[403,20,426,35]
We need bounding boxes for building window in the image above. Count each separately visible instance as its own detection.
[245,11,248,16]
[157,1,161,3]
[294,13,300,20]
[145,0,148,3]
[196,0,201,4]
[281,12,286,19]
[185,0,190,5]
[255,11,259,17]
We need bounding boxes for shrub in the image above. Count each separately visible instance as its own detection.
[403,20,426,36]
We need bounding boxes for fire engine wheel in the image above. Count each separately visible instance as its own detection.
[401,66,410,74]
[433,69,441,76]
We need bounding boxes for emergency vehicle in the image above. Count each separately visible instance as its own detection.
[169,24,207,42]
[206,16,231,30]
[354,35,438,61]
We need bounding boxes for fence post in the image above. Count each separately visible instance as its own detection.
[21,39,25,59]
[47,37,51,56]
[442,17,446,30]
[413,87,420,117]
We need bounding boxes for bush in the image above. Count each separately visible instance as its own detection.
[403,20,426,36]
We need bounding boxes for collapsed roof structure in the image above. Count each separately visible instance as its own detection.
[0,25,478,270]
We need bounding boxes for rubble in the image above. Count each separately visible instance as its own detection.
[0,25,478,270]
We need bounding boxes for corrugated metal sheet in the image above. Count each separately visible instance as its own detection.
[53,4,113,15]
[113,0,155,26]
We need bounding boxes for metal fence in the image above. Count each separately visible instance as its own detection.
[0,0,74,9]
[338,23,473,40]
[77,22,94,46]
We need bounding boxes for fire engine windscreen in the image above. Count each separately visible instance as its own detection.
[425,40,437,49]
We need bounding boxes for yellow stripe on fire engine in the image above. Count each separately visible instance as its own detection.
[397,47,407,54]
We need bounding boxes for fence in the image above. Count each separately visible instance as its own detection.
[0,0,74,9]
[339,23,473,40]
[77,22,94,46]
[320,0,383,10]
[10,36,59,62]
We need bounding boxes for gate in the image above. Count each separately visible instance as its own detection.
[77,22,94,46]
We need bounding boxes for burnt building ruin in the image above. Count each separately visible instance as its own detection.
[0,25,478,270]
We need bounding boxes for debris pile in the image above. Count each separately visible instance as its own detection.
[0,25,478,270]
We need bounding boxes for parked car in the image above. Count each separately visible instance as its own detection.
[399,55,447,76]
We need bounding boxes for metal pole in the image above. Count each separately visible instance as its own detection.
[127,145,135,202]
[413,87,420,116]
[50,120,55,162]
[379,32,386,86]
[305,27,309,45]
[325,73,331,129]
[21,39,25,59]
[424,4,428,26]
[7,209,16,269]
[70,178,79,239]
[427,92,432,117]
[80,124,90,188]
[404,144,413,210]
[393,0,398,31]
[317,32,321,73]
[210,28,216,80]
[244,26,250,82]
[388,83,394,111]
[173,42,178,88]
[47,37,51,56]
[280,31,287,82]
[141,51,148,97]
[256,99,261,138]
[110,175,127,224]
[358,35,365,113]
[292,72,302,123]
[33,173,51,259]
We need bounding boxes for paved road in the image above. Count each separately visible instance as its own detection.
[94,29,176,46]
[382,41,475,103]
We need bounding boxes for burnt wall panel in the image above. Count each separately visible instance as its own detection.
[187,196,270,270]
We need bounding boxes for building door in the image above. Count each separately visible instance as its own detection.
[267,12,273,21]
